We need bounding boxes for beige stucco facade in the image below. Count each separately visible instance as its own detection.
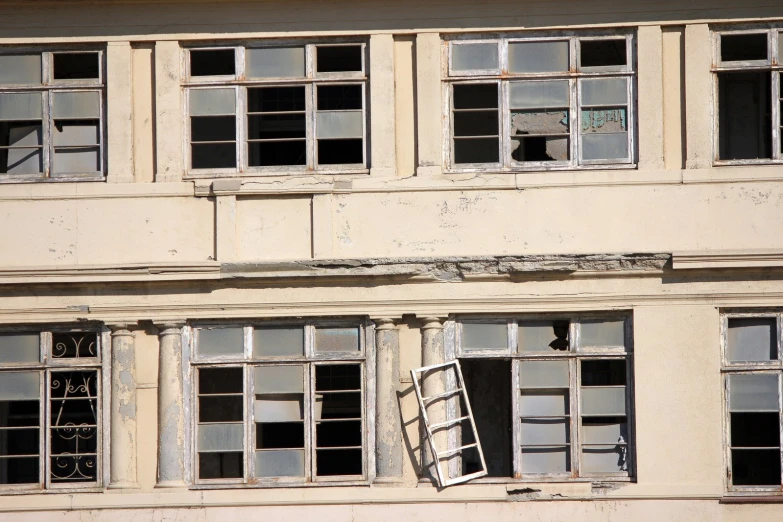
[0,0,783,519]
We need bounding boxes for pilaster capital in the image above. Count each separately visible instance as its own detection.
[373,317,400,331]
[156,322,187,337]
[108,323,136,336]
[420,317,447,330]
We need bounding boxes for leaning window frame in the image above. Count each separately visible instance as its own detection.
[0,324,110,494]
[444,314,635,483]
[0,47,106,184]
[181,39,370,179]
[720,311,783,495]
[442,31,637,174]
[185,318,376,489]
[711,26,783,166]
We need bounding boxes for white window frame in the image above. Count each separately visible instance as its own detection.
[182,40,369,179]
[186,318,375,488]
[712,26,783,165]
[0,47,106,183]
[0,325,110,494]
[445,314,635,482]
[721,311,783,494]
[442,31,636,173]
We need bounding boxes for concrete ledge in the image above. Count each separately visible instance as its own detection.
[672,250,783,270]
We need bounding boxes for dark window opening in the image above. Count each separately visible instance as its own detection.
[0,400,40,485]
[49,371,98,483]
[53,53,99,80]
[199,452,243,479]
[718,71,771,160]
[721,34,768,62]
[248,86,305,113]
[191,49,235,77]
[315,448,362,476]
[511,136,569,162]
[315,364,361,391]
[316,46,362,73]
[453,83,499,164]
[317,85,363,110]
[581,360,626,386]
[453,84,498,110]
[581,40,627,68]
[317,139,363,165]
[249,141,306,167]
[191,143,236,169]
[199,368,243,394]
[256,422,304,449]
[461,359,512,477]
[191,116,236,143]
[51,332,97,359]
[732,449,781,486]
[316,420,361,447]
[731,412,780,448]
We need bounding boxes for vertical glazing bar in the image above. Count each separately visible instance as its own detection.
[771,71,780,161]
[511,358,522,478]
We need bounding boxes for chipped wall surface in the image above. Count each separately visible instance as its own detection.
[236,197,312,261]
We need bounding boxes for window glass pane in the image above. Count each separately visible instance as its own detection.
[582,445,627,473]
[581,108,627,135]
[582,133,628,161]
[732,449,781,486]
[198,367,243,394]
[511,111,568,135]
[581,78,627,106]
[0,55,41,85]
[0,334,39,363]
[316,46,362,73]
[581,387,626,416]
[53,121,99,146]
[520,419,569,445]
[52,92,100,119]
[0,457,39,485]
[190,49,235,77]
[198,328,244,357]
[452,43,499,71]
[728,318,777,362]
[192,143,236,169]
[317,85,363,111]
[253,327,304,357]
[454,111,499,137]
[519,390,568,416]
[249,86,306,113]
[520,447,569,473]
[453,83,498,109]
[246,47,305,78]
[462,323,507,351]
[250,141,306,167]
[583,417,628,444]
[718,71,772,160]
[1,146,42,175]
[189,88,236,116]
[721,34,768,62]
[0,372,39,401]
[509,41,568,73]
[729,374,780,412]
[315,327,360,353]
[580,39,627,69]
[316,111,363,139]
[518,321,569,352]
[510,81,569,109]
[0,93,42,120]
[52,53,99,80]
[254,365,304,394]
[581,360,626,386]
[198,423,244,452]
[519,360,569,388]
[255,449,304,477]
[198,452,242,479]
[315,364,361,391]
[254,395,303,422]
[580,319,625,348]
[52,148,99,174]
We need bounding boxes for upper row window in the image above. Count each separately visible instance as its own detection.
[184,43,368,177]
[444,34,635,171]
[0,51,104,181]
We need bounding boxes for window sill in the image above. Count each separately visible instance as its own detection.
[185,169,370,181]
[721,494,783,503]
[0,175,105,184]
[190,480,371,490]
[0,486,104,496]
[443,163,637,175]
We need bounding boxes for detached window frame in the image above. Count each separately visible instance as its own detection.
[186,319,375,487]
[0,325,109,493]
[0,48,105,183]
[712,27,783,165]
[444,314,635,482]
[721,312,783,494]
[443,32,636,173]
[182,40,369,178]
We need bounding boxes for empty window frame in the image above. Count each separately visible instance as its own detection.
[722,313,783,492]
[189,320,372,486]
[0,326,107,491]
[444,33,635,171]
[447,315,633,480]
[713,28,783,163]
[184,42,368,177]
[0,50,104,181]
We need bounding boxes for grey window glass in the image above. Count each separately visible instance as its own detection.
[581,387,626,416]
[255,449,304,477]
[0,55,42,85]
[253,327,304,357]
[462,323,507,351]
[519,390,568,416]
[509,41,569,73]
[52,149,99,174]
[316,111,363,139]
[582,446,626,472]
[520,419,569,445]
[254,395,304,422]
[53,122,99,147]
[581,78,628,106]
[520,447,569,473]
[0,93,42,120]
[510,81,569,109]
[580,319,625,348]
[452,43,499,71]
[727,318,777,362]
[198,328,244,357]
[0,372,39,401]
[189,88,236,116]
[52,92,100,119]
[253,365,304,394]
[314,327,360,353]
[582,133,628,160]
[583,420,628,445]
[0,334,39,364]
[519,360,569,388]
[729,374,779,412]
[198,423,244,452]
[246,47,305,78]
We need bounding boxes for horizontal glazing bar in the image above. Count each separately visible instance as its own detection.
[730,446,781,450]
[453,135,500,140]
[315,446,363,450]
[315,418,362,423]
[521,443,572,448]
[49,396,98,401]
[247,111,307,116]
[0,454,39,458]
[247,138,307,143]
[0,426,42,430]
[520,415,571,420]
[51,425,97,429]
[50,452,97,457]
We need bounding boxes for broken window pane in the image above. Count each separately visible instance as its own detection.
[314,328,360,353]
[254,365,304,394]
[0,93,42,120]
[249,86,306,113]
[462,323,507,351]
[511,111,568,136]
[49,371,98,483]
[0,399,39,484]
[581,360,627,415]
[721,34,768,62]
[199,452,243,479]
[518,321,570,352]
[255,449,304,477]
[0,334,39,363]
[581,360,626,386]
[729,374,779,412]
[512,136,569,162]
[580,39,627,69]
[198,328,244,357]
[718,71,772,160]
[520,446,569,473]
[253,327,304,357]
[582,133,628,161]
[580,319,625,348]
[519,360,569,388]
[0,55,41,85]
[728,318,777,362]
[316,449,362,476]
[314,364,362,477]
[510,81,569,109]
[52,53,99,80]
[190,49,235,77]
[452,43,499,72]
[452,83,499,164]
[199,368,243,423]
[509,41,568,73]
[198,423,244,452]
[191,143,235,169]
[316,46,362,73]
[246,47,305,78]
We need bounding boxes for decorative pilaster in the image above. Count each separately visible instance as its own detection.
[420,317,446,483]
[108,324,139,489]
[156,323,187,488]
[374,318,402,482]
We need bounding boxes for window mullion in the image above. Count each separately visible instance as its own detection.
[570,356,580,477]
[43,90,52,178]
[244,363,252,483]
[238,85,246,173]
[772,71,780,161]
[500,79,509,169]
[307,362,315,481]
[511,358,521,478]
[44,369,52,489]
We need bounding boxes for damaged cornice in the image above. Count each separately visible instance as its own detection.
[672,250,783,270]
